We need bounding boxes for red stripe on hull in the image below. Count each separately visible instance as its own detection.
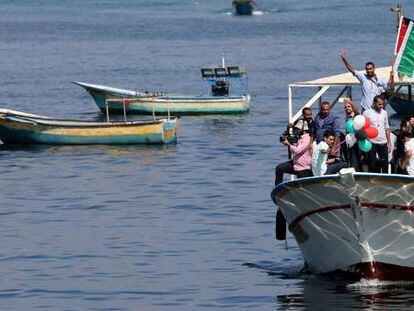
[361,202,414,211]
[288,204,351,231]
[288,202,414,232]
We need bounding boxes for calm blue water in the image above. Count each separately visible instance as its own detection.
[1,0,413,310]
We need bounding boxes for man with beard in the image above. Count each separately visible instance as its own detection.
[339,51,394,112]
[363,95,391,173]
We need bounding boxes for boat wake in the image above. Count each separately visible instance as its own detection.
[347,278,414,290]
[252,10,266,16]
[223,10,269,16]
[243,261,304,279]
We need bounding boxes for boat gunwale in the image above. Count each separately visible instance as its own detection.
[271,173,414,201]
[0,114,177,128]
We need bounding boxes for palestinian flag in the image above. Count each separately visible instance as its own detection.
[394,16,414,54]
[395,21,414,77]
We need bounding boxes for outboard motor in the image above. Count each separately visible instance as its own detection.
[212,80,229,96]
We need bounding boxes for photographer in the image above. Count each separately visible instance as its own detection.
[274,111,313,187]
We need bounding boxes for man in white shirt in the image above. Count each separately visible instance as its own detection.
[312,130,333,176]
[363,95,391,173]
[404,138,414,175]
[340,51,394,112]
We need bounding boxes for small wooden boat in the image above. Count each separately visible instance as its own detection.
[73,57,250,115]
[232,0,256,15]
[0,109,178,145]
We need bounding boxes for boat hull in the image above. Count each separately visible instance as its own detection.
[271,173,414,280]
[234,3,254,15]
[0,114,178,145]
[386,91,414,115]
[74,82,250,115]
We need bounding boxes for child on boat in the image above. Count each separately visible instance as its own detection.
[312,129,347,176]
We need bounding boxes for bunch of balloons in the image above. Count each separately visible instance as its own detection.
[345,115,379,152]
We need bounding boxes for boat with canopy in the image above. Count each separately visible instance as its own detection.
[271,69,414,280]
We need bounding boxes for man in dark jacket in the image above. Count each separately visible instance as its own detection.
[313,101,342,153]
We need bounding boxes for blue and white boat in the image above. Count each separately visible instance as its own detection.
[232,0,256,15]
[73,56,250,115]
[386,87,414,115]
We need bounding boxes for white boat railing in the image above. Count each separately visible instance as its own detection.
[288,85,354,124]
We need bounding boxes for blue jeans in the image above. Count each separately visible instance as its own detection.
[325,162,348,175]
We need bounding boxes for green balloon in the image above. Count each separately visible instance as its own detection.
[358,139,372,152]
[346,119,355,133]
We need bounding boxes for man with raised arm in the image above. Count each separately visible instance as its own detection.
[339,51,394,112]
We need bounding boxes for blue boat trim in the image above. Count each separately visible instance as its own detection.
[271,173,414,201]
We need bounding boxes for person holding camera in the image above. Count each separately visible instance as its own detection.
[274,113,313,187]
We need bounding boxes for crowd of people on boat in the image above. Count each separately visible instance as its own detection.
[275,53,414,186]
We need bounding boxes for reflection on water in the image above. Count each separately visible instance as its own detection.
[277,277,414,311]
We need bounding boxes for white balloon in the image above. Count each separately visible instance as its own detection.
[345,133,357,147]
[353,115,366,130]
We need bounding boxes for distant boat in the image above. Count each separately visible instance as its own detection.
[73,56,250,115]
[0,109,178,145]
[232,0,256,15]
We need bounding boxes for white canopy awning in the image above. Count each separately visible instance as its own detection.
[290,66,414,87]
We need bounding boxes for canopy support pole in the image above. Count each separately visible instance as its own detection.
[288,86,293,122]
[123,99,127,123]
[105,99,110,123]
[331,86,349,109]
[347,86,352,100]
[318,87,322,105]
[290,86,330,123]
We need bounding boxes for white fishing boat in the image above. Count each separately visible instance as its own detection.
[272,171,414,280]
[73,56,250,115]
[271,71,414,280]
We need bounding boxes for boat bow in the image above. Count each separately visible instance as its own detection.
[272,171,414,280]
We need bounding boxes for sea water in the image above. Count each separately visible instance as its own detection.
[0,0,412,310]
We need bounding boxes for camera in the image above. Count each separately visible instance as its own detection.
[279,126,301,144]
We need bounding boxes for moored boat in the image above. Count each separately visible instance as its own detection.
[232,0,256,16]
[385,87,414,115]
[73,56,250,115]
[73,81,250,115]
[0,110,177,145]
[271,171,414,280]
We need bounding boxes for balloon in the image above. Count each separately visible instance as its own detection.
[355,129,367,140]
[345,133,357,147]
[365,126,379,139]
[358,139,372,152]
[345,119,355,133]
[362,117,371,129]
[353,115,366,130]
